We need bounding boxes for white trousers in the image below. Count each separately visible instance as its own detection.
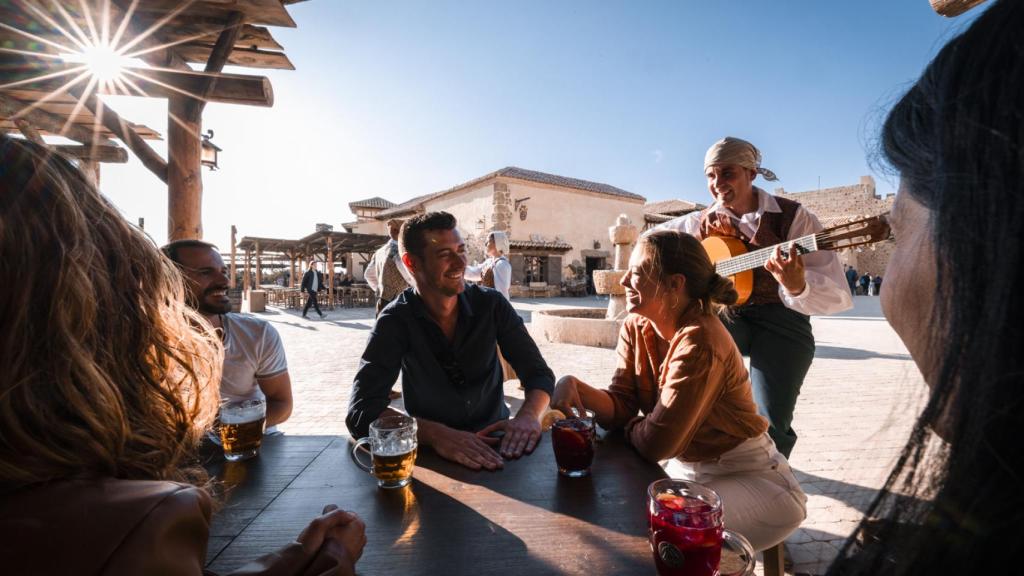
[662,433,807,551]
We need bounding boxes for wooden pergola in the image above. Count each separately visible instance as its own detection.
[0,0,304,241]
[235,230,388,301]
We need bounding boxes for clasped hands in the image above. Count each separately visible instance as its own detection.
[426,412,541,471]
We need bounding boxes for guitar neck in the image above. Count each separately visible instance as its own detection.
[714,234,819,277]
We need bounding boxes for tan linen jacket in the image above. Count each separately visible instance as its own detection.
[603,309,768,463]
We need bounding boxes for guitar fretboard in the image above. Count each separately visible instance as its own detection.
[714,234,819,277]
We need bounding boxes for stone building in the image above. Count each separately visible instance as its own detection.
[774,176,895,279]
[346,167,646,296]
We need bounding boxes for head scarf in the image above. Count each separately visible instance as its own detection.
[703,136,779,181]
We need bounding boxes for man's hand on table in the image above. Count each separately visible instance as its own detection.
[478,413,541,459]
[422,420,504,471]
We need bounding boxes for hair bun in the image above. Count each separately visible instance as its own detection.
[708,273,739,306]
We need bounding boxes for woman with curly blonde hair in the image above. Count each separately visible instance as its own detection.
[0,135,364,575]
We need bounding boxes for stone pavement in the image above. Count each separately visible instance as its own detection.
[261,294,925,575]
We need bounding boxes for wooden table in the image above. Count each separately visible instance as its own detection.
[204,431,669,575]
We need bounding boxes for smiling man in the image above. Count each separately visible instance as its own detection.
[163,240,294,430]
[654,137,851,458]
[346,212,555,471]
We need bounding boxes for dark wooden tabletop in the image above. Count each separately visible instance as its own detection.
[204,431,668,575]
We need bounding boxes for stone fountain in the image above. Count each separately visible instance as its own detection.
[531,214,638,348]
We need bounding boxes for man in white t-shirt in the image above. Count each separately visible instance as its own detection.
[163,240,294,431]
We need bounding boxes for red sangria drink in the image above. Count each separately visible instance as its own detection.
[551,411,595,477]
[647,479,724,576]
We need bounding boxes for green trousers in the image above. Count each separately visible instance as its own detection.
[724,303,815,459]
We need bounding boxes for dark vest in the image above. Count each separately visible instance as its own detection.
[698,195,802,306]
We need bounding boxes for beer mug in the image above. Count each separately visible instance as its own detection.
[219,398,267,462]
[351,414,418,489]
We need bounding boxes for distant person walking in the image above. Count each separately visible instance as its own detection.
[366,219,414,316]
[845,265,858,295]
[872,275,882,296]
[859,273,871,296]
[301,261,327,319]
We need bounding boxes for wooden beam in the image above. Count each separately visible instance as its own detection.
[244,248,252,292]
[230,225,238,289]
[196,11,246,116]
[327,235,335,303]
[14,119,45,144]
[289,252,297,288]
[134,21,284,51]
[74,90,168,183]
[175,44,295,70]
[0,92,114,146]
[255,240,263,286]
[17,62,274,107]
[167,95,201,240]
[128,0,297,28]
[53,144,129,163]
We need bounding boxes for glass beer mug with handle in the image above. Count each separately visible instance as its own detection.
[219,398,267,462]
[351,414,418,489]
[647,479,756,576]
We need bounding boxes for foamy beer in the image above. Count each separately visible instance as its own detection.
[219,398,267,461]
[351,414,418,489]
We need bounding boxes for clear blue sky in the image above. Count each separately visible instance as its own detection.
[96,0,979,249]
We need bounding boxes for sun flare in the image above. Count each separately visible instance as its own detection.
[63,43,133,83]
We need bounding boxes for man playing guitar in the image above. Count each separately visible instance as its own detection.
[655,137,852,458]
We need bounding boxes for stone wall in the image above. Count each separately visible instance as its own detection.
[774,175,895,278]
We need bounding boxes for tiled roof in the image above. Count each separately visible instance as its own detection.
[644,199,704,215]
[377,166,644,218]
[510,239,573,252]
[496,167,644,201]
[644,213,675,223]
[348,197,396,210]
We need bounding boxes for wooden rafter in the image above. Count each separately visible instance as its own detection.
[14,118,46,144]
[74,89,168,182]
[54,144,129,163]
[14,61,274,107]
[0,92,114,145]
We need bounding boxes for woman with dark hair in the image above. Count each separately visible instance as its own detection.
[0,135,365,575]
[827,1,1023,573]
[551,231,806,551]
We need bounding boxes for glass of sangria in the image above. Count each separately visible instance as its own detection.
[647,479,755,576]
[551,409,595,477]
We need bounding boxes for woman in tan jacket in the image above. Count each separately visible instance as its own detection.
[552,230,805,551]
[0,135,365,575]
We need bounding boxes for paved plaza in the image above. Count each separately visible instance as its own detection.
[266,295,925,575]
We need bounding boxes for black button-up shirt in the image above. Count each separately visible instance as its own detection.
[346,284,555,438]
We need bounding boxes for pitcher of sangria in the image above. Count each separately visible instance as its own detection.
[647,479,756,576]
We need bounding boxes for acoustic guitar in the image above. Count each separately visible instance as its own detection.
[700,213,892,305]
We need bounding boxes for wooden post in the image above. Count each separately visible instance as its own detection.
[167,96,203,240]
[289,252,297,288]
[244,248,252,292]
[230,225,238,289]
[327,236,334,306]
[81,161,101,188]
[255,240,263,286]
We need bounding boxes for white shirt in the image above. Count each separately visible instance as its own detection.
[364,239,414,293]
[465,255,512,300]
[654,187,853,316]
[214,313,289,437]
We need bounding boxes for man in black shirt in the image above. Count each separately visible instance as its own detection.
[346,212,555,470]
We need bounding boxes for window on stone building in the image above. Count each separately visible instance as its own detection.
[524,256,547,283]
